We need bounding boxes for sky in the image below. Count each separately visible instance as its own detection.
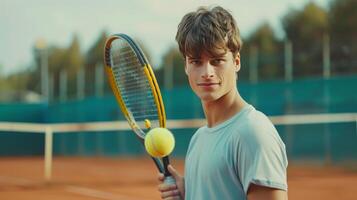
[0,0,329,75]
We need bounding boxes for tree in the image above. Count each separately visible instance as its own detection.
[244,22,283,80]
[27,34,84,101]
[329,0,357,74]
[34,35,83,100]
[0,65,8,99]
[157,46,186,89]
[62,35,83,98]
[85,31,108,96]
[282,2,328,78]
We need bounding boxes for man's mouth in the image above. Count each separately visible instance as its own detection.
[197,82,220,86]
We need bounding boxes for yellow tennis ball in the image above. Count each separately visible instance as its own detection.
[144,128,175,158]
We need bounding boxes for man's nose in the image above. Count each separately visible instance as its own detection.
[201,63,215,79]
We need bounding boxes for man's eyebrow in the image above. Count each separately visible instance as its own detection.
[187,56,200,60]
[211,54,227,59]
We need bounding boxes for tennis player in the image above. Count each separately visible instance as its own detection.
[158,6,288,200]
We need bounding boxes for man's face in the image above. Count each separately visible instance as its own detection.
[184,51,240,102]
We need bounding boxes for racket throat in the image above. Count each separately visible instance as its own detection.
[151,157,164,173]
[163,156,171,177]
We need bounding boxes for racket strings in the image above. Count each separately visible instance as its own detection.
[110,40,160,130]
[117,79,152,91]
[113,64,144,77]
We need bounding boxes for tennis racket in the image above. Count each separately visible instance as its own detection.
[104,33,176,186]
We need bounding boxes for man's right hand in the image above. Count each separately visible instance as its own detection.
[158,165,185,200]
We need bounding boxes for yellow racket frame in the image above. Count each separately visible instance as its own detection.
[104,35,166,132]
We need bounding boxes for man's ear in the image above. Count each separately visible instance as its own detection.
[235,53,241,72]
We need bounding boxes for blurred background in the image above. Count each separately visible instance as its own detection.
[0,0,356,199]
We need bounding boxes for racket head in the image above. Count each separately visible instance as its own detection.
[104,33,166,139]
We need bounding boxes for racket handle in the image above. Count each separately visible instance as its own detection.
[163,175,176,185]
[164,176,182,200]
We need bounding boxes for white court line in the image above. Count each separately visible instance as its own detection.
[66,186,151,200]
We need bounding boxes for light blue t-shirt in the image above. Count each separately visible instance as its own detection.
[185,104,288,200]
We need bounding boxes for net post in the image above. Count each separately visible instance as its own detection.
[44,126,53,181]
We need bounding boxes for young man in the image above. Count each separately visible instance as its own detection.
[158,6,288,200]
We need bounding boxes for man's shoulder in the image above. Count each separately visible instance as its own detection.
[233,105,280,145]
[235,105,273,132]
[188,126,206,144]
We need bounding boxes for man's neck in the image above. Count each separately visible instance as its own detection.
[202,88,246,128]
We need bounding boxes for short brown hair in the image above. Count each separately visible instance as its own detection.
[176,6,242,58]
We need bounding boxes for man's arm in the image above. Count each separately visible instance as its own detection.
[247,184,288,200]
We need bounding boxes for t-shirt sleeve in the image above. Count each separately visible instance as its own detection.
[234,116,288,194]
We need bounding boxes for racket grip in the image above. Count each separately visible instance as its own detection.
[164,176,182,200]
[163,175,176,185]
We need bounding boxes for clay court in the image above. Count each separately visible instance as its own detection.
[0,157,356,200]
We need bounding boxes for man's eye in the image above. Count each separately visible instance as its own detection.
[190,60,201,65]
[211,59,224,65]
